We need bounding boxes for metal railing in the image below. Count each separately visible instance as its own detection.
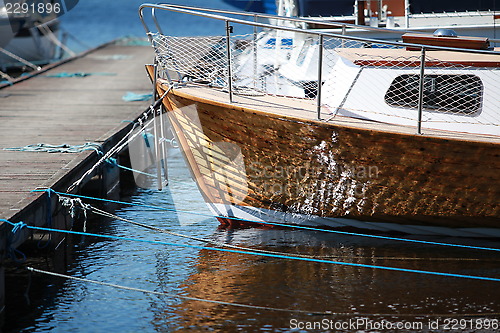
[148,3,414,35]
[139,3,498,54]
[139,3,500,135]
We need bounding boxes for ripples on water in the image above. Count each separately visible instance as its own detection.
[5,149,500,332]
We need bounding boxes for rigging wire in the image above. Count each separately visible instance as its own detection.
[25,266,500,318]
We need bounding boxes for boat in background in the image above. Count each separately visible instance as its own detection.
[0,19,64,70]
[221,0,277,14]
[188,1,500,99]
[0,0,21,48]
[140,4,500,238]
[0,0,74,74]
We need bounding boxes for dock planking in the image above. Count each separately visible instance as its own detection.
[0,41,154,227]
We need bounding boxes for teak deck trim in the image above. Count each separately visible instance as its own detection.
[337,47,500,67]
[159,81,500,145]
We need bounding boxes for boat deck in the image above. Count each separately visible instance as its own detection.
[162,82,500,144]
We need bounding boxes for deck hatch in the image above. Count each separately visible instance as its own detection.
[384,74,483,114]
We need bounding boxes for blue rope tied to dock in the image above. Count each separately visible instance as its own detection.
[1,219,27,263]
[1,219,27,237]
[1,217,499,282]
[31,189,500,254]
[3,142,102,154]
[46,189,52,228]
[122,92,153,102]
[45,72,117,78]
[35,190,54,250]
[10,221,27,234]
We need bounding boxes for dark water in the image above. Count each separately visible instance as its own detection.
[5,1,500,332]
[6,148,500,332]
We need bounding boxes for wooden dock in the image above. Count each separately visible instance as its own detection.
[0,40,155,312]
[0,41,154,218]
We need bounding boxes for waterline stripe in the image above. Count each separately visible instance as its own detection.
[32,189,500,253]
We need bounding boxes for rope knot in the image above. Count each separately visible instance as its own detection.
[105,157,118,167]
[11,222,27,234]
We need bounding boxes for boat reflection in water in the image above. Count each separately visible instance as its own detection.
[149,228,500,331]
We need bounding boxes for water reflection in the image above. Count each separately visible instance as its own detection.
[163,228,500,332]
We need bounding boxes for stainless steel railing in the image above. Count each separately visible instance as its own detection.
[139,3,500,134]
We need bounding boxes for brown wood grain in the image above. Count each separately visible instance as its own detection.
[160,84,500,229]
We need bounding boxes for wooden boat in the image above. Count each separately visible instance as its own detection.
[140,4,500,237]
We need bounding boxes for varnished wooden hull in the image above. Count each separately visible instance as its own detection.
[158,84,500,236]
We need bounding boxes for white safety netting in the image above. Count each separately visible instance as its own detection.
[150,30,500,135]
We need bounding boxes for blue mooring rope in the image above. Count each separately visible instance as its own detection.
[122,92,153,102]
[45,72,116,78]
[3,221,27,263]
[105,158,157,178]
[30,189,500,254]
[1,217,499,282]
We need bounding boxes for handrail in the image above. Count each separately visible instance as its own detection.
[139,3,500,135]
[153,3,500,38]
[153,3,418,35]
[139,3,500,56]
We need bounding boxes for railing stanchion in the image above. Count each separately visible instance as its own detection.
[152,61,163,190]
[341,24,346,47]
[253,14,258,90]
[417,47,426,135]
[317,34,324,120]
[225,20,234,103]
